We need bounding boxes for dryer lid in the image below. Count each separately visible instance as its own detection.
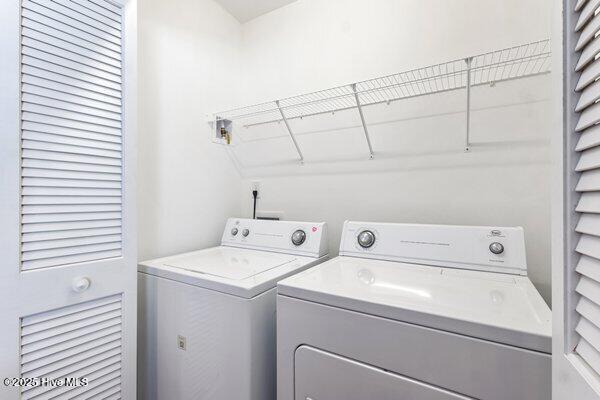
[164,247,298,280]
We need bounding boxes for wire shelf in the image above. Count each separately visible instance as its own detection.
[214,39,551,162]
[216,40,550,127]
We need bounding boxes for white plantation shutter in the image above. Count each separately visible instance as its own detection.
[569,0,600,382]
[20,0,124,271]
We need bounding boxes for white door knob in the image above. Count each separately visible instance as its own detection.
[72,277,91,293]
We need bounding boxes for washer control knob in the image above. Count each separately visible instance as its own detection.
[242,228,250,237]
[231,228,239,236]
[489,242,504,255]
[357,230,376,249]
[291,229,306,246]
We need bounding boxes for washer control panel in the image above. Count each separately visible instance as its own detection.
[339,221,527,276]
[222,218,328,257]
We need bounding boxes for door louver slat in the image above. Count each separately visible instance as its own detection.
[20,295,123,399]
[20,0,123,271]
[571,0,600,378]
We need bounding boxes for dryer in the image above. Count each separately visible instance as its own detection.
[138,218,328,400]
[277,221,551,400]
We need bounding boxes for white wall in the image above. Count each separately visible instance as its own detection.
[137,0,243,260]
[235,0,553,303]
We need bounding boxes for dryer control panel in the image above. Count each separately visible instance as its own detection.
[222,218,328,258]
[339,221,527,276]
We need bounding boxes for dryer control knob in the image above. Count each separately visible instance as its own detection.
[489,242,504,255]
[291,229,306,246]
[231,228,239,236]
[242,228,250,237]
[357,230,376,248]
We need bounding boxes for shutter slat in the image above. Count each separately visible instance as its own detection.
[21,9,121,53]
[51,0,121,31]
[576,0,600,31]
[577,318,600,355]
[23,84,120,114]
[22,195,121,206]
[22,103,121,128]
[22,1,120,46]
[23,93,121,121]
[577,58,600,91]
[576,234,600,259]
[65,376,121,400]
[28,0,121,38]
[23,139,121,159]
[23,203,121,215]
[22,43,120,82]
[23,140,121,158]
[577,340,600,377]
[576,79,600,112]
[577,297,600,330]
[577,192,600,213]
[21,219,121,234]
[576,13,600,51]
[576,0,591,12]
[22,234,122,252]
[22,159,121,174]
[22,167,121,181]
[576,125,600,151]
[88,0,122,15]
[22,60,121,96]
[22,112,121,136]
[22,249,122,270]
[71,0,121,23]
[22,226,121,243]
[575,101,600,131]
[22,187,122,197]
[22,211,122,224]
[23,122,121,144]
[575,146,600,171]
[576,169,600,191]
[576,213,600,237]
[576,35,600,72]
[22,177,121,190]
[22,16,120,59]
[576,275,600,306]
[22,27,121,67]
[577,255,600,283]
[22,132,121,151]
[22,149,122,166]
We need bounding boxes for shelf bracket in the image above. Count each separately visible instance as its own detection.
[275,100,304,164]
[465,57,473,152]
[351,84,375,159]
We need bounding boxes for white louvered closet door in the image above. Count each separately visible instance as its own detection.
[557,0,600,398]
[0,0,137,399]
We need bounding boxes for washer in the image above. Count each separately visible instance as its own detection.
[138,218,328,400]
[277,221,551,400]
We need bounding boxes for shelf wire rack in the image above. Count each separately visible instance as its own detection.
[214,39,551,162]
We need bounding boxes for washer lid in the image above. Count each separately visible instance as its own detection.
[163,247,297,280]
[277,256,552,353]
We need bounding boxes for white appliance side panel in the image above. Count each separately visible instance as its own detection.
[221,218,327,257]
[295,346,473,400]
[339,221,527,275]
[277,295,551,400]
[138,273,276,400]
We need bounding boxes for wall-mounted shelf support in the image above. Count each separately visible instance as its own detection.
[351,83,375,159]
[275,100,304,164]
[465,57,473,152]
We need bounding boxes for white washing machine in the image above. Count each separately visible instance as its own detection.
[138,218,328,400]
[277,221,551,400]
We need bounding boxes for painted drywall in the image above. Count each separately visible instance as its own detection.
[137,0,243,260]
[235,0,553,303]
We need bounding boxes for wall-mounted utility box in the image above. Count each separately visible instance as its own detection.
[211,117,233,145]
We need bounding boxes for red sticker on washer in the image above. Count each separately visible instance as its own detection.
[312,227,318,232]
